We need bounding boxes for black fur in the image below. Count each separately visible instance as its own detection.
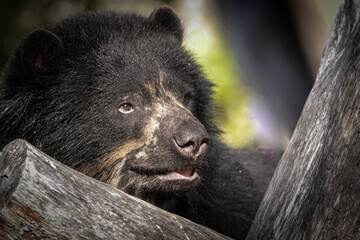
[0,7,280,239]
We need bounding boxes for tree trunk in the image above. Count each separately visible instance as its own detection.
[246,0,360,239]
[0,139,230,240]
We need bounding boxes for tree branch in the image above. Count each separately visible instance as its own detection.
[246,0,360,239]
[0,139,230,240]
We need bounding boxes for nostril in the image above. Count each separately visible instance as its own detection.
[201,138,209,145]
[182,140,195,148]
[173,135,209,158]
[196,138,209,157]
[174,138,195,153]
[182,140,195,154]
[174,136,192,148]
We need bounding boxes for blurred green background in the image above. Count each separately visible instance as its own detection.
[0,0,340,148]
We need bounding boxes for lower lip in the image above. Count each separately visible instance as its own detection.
[156,171,199,181]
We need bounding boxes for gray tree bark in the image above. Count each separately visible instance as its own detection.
[246,0,360,239]
[0,139,230,240]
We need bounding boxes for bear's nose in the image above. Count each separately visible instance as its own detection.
[173,122,209,159]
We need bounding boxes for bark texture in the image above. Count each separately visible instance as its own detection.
[246,0,360,239]
[0,139,230,240]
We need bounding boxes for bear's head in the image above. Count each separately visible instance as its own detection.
[0,6,220,207]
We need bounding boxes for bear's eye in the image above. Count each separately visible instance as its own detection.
[118,103,134,114]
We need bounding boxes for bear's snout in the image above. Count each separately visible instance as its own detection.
[173,120,209,159]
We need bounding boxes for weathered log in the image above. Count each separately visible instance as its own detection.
[0,139,230,240]
[246,0,360,239]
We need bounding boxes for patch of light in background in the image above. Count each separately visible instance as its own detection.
[175,0,261,147]
[251,99,290,148]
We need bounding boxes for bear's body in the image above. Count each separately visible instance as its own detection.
[0,7,280,239]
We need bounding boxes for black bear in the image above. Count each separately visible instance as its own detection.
[0,6,281,239]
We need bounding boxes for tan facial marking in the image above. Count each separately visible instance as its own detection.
[159,69,165,90]
[135,150,147,159]
[77,139,144,187]
[159,70,175,98]
[159,69,194,115]
[102,139,145,170]
[145,82,156,95]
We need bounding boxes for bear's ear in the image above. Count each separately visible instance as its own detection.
[149,6,183,41]
[20,29,63,77]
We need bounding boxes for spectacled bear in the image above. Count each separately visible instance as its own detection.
[0,6,281,239]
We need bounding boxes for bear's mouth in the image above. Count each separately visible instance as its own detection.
[130,167,199,181]
[156,169,198,181]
